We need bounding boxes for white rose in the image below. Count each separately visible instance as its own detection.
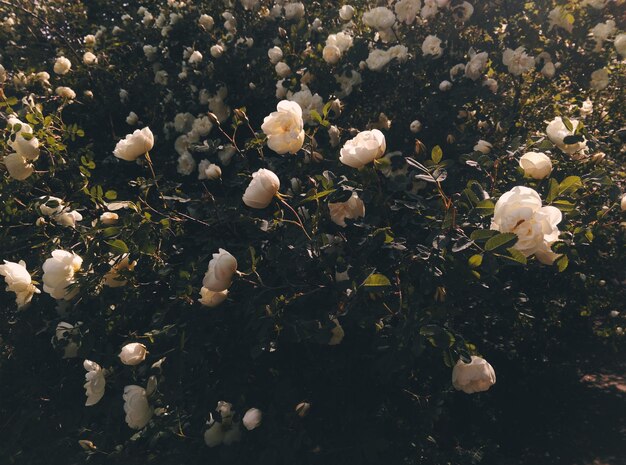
[323,44,342,65]
[275,61,291,77]
[84,34,96,47]
[100,212,119,224]
[284,2,305,20]
[198,160,222,180]
[502,47,534,76]
[287,86,324,125]
[615,33,626,58]
[126,111,139,126]
[119,343,148,366]
[483,78,498,93]
[394,0,421,25]
[422,35,443,58]
[268,46,283,64]
[452,1,474,22]
[339,5,355,21]
[83,51,98,65]
[204,422,225,447]
[363,7,395,31]
[199,14,214,29]
[473,139,492,154]
[465,50,488,80]
[410,120,422,133]
[123,385,153,429]
[113,127,154,161]
[0,260,40,308]
[491,186,562,264]
[42,250,83,300]
[590,68,609,90]
[328,192,365,227]
[261,101,304,154]
[84,360,106,406]
[103,255,136,287]
[199,287,228,307]
[546,117,587,156]
[365,49,393,71]
[203,249,238,292]
[242,408,262,430]
[621,194,626,212]
[7,116,40,160]
[53,56,72,75]
[548,6,573,33]
[55,86,77,100]
[452,356,496,394]
[3,153,34,180]
[55,209,83,228]
[39,196,65,216]
[439,80,452,91]
[339,129,386,168]
[243,168,280,209]
[580,99,593,118]
[519,152,552,179]
[189,50,203,64]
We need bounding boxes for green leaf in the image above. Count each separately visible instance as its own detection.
[561,116,573,132]
[107,239,129,254]
[558,176,582,196]
[431,145,443,164]
[301,189,336,203]
[485,232,518,251]
[310,110,323,124]
[556,254,569,272]
[468,254,483,268]
[363,273,391,287]
[546,178,559,203]
[475,199,495,216]
[505,247,527,265]
[470,229,497,241]
[105,190,117,200]
[553,200,575,212]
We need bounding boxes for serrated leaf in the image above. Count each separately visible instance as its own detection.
[485,232,518,251]
[470,229,497,241]
[505,247,527,265]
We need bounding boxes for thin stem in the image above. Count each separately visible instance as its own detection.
[278,196,312,241]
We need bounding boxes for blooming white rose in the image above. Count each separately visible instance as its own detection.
[7,116,40,160]
[339,129,386,168]
[119,343,148,366]
[243,168,280,209]
[42,250,83,300]
[582,0,607,8]
[55,209,83,228]
[55,86,76,100]
[3,153,34,180]
[365,49,393,71]
[422,35,443,58]
[548,6,573,33]
[615,33,626,58]
[491,186,562,264]
[284,2,305,20]
[84,360,106,406]
[261,101,304,154]
[123,385,153,429]
[0,260,40,308]
[394,0,421,25]
[474,139,492,154]
[465,50,488,80]
[53,56,71,75]
[323,44,341,65]
[452,1,474,22]
[502,47,534,76]
[199,287,228,307]
[177,152,196,176]
[268,46,283,64]
[103,255,136,287]
[580,99,593,118]
[203,249,238,292]
[287,86,324,125]
[100,212,119,224]
[204,402,242,447]
[439,80,452,91]
[546,117,587,156]
[274,61,291,77]
[242,408,263,430]
[363,7,395,31]
[590,68,609,90]
[452,356,496,394]
[328,192,365,227]
[189,50,203,64]
[83,51,98,65]
[113,127,154,161]
[339,5,355,21]
[591,20,616,52]
[84,34,96,47]
[519,152,552,179]
[199,14,214,29]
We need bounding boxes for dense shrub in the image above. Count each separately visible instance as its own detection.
[0,0,624,463]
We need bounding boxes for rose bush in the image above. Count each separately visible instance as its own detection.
[0,0,624,464]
